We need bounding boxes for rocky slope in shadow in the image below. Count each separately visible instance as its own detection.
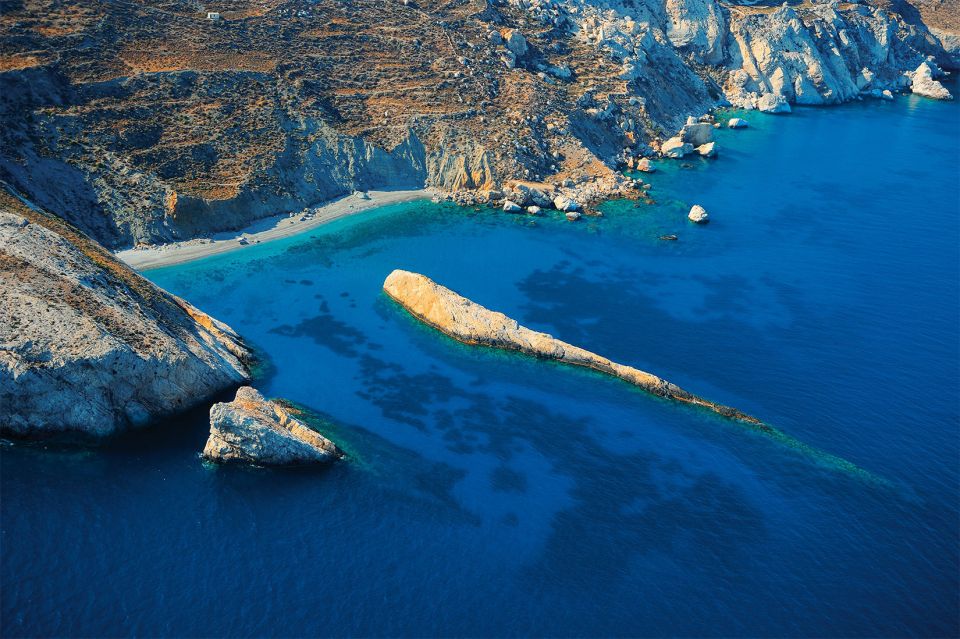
[0,186,251,439]
[0,0,951,249]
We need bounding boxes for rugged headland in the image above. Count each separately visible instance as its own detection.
[0,187,251,438]
[1,0,955,251]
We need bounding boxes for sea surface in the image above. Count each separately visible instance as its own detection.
[3,94,958,637]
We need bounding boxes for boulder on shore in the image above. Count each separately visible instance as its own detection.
[696,142,716,158]
[662,137,693,158]
[680,121,714,146]
[635,158,656,172]
[909,61,953,100]
[502,200,522,213]
[553,195,581,212]
[203,387,343,465]
[688,204,710,223]
[757,93,792,113]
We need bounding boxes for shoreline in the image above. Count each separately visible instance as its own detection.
[116,188,432,271]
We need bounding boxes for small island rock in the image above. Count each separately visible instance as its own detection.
[688,205,710,223]
[203,387,343,466]
[728,118,749,129]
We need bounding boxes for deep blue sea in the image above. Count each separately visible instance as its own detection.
[3,94,959,637]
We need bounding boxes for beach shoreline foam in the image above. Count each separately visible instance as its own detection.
[116,188,432,271]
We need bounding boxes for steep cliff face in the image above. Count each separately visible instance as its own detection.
[0,0,949,249]
[0,187,251,438]
[722,2,947,108]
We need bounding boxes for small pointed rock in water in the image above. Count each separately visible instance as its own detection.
[202,387,343,466]
[688,205,709,224]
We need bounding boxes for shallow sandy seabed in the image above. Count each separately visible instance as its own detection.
[116,188,432,270]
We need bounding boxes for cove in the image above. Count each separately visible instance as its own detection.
[2,94,958,637]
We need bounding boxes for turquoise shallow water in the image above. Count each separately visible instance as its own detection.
[3,94,959,637]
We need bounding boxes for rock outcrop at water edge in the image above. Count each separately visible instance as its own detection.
[0,187,251,438]
[908,61,954,99]
[382,269,761,425]
[203,387,343,466]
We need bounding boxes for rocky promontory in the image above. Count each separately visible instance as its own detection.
[202,387,343,466]
[0,187,251,438]
[383,269,764,426]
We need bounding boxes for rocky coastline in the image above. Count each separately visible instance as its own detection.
[0,186,252,439]
[1,0,954,252]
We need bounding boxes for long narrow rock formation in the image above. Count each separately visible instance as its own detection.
[383,269,763,426]
[383,269,883,482]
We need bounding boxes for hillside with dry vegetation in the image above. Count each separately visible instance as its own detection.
[0,0,950,247]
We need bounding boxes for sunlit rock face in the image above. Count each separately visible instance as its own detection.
[382,269,762,424]
[203,387,343,466]
[0,189,250,439]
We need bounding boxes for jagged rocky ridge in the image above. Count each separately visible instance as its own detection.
[0,186,251,438]
[203,386,343,465]
[0,0,952,249]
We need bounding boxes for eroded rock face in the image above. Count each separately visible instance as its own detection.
[203,387,343,466]
[0,189,250,438]
[909,61,954,99]
[382,269,762,425]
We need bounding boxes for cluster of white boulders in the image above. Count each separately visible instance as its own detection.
[659,115,720,160]
[496,175,641,221]
[488,28,529,70]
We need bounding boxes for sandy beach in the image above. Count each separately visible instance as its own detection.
[116,188,432,270]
